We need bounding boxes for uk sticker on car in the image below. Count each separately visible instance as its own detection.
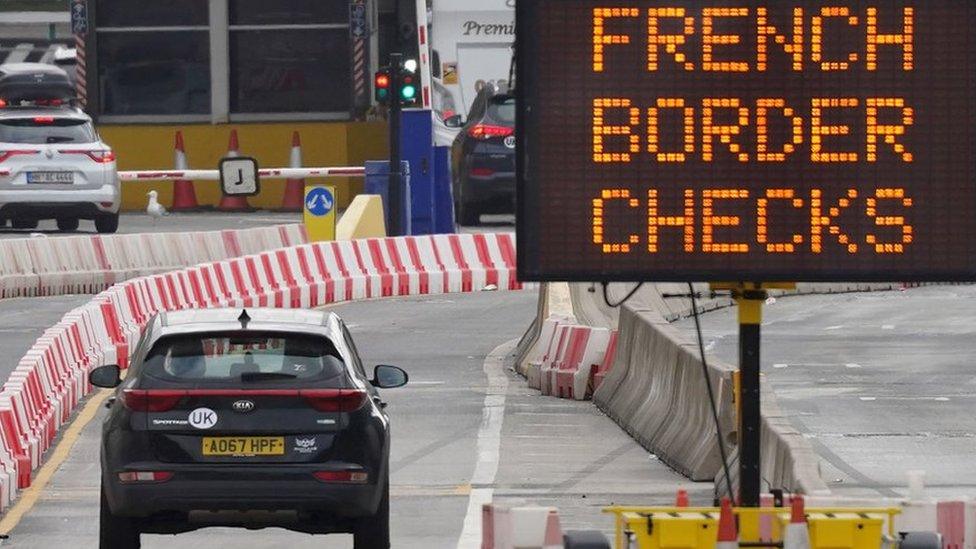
[188,407,217,429]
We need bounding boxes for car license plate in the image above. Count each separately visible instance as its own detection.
[202,436,285,456]
[27,172,73,184]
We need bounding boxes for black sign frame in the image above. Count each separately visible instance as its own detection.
[516,0,976,283]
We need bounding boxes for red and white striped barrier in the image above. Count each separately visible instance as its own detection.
[529,318,616,402]
[0,224,308,299]
[482,504,563,549]
[118,166,366,182]
[0,232,521,512]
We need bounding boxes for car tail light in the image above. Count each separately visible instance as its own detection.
[33,116,55,124]
[468,124,513,140]
[302,389,368,412]
[0,150,40,163]
[118,471,173,483]
[313,470,368,484]
[60,149,116,163]
[469,167,495,177]
[0,99,6,108]
[121,389,184,412]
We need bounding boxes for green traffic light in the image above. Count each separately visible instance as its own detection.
[401,86,416,100]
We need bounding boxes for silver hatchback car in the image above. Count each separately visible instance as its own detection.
[0,106,120,233]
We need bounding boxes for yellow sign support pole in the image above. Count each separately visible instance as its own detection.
[709,282,795,542]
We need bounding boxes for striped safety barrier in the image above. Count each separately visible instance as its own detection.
[0,232,521,512]
[0,224,308,299]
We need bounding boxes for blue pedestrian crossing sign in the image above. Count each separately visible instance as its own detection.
[304,185,336,242]
[305,187,334,217]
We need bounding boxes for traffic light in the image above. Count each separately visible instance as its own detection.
[399,71,418,106]
[374,69,391,104]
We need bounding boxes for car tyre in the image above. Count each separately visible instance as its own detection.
[457,200,480,226]
[95,213,120,234]
[57,217,80,232]
[11,217,37,230]
[100,484,140,549]
[352,473,390,549]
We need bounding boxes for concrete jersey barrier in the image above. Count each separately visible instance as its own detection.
[0,232,521,513]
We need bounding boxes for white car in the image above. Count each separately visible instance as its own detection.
[0,106,120,233]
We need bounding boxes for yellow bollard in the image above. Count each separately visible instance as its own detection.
[303,185,336,242]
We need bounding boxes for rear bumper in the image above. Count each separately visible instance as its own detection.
[104,464,382,521]
[0,185,120,218]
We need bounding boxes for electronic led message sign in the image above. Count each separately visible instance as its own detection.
[516,1,976,282]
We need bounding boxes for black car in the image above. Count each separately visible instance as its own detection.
[89,307,408,549]
[449,86,516,226]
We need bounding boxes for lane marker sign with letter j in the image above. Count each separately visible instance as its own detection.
[220,156,260,196]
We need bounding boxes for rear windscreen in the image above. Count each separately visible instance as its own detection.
[488,97,515,125]
[142,332,349,386]
[0,118,96,144]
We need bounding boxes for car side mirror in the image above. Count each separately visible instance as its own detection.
[89,364,121,388]
[371,365,408,389]
[444,114,464,128]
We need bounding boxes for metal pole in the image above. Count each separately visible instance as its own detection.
[388,53,403,236]
[736,286,766,508]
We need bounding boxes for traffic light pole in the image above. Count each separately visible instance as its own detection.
[388,53,403,236]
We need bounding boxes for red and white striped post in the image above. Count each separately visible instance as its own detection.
[72,0,87,109]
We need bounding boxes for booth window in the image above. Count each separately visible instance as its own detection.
[97,32,210,116]
[95,0,210,116]
[228,0,351,115]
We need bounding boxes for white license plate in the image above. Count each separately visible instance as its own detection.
[28,172,73,184]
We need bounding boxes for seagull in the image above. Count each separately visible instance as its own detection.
[146,190,167,226]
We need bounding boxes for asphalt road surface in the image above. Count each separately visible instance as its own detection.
[674,285,976,499]
[1,290,702,548]
[0,295,91,382]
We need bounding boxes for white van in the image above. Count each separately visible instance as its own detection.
[429,0,514,145]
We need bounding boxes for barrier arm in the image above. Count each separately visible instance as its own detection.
[118,167,366,182]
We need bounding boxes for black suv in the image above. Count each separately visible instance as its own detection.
[89,308,408,549]
[449,85,516,226]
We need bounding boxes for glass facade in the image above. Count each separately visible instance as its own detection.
[229,29,351,114]
[94,0,356,119]
[97,32,210,115]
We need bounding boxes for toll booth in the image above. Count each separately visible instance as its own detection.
[73,0,412,211]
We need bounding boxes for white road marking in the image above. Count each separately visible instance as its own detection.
[882,324,895,330]
[860,397,877,401]
[409,381,446,386]
[824,325,844,331]
[773,363,789,368]
[845,363,863,368]
[457,341,511,549]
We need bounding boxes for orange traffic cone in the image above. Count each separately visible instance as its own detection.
[783,496,810,549]
[217,129,252,211]
[279,131,305,211]
[717,497,739,549]
[543,510,562,549]
[170,131,199,211]
[676,489,690,507]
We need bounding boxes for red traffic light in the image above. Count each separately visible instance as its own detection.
[375,73,390,88]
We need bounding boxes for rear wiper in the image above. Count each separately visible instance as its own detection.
[240,371,298,382]
[46,136,75,143]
